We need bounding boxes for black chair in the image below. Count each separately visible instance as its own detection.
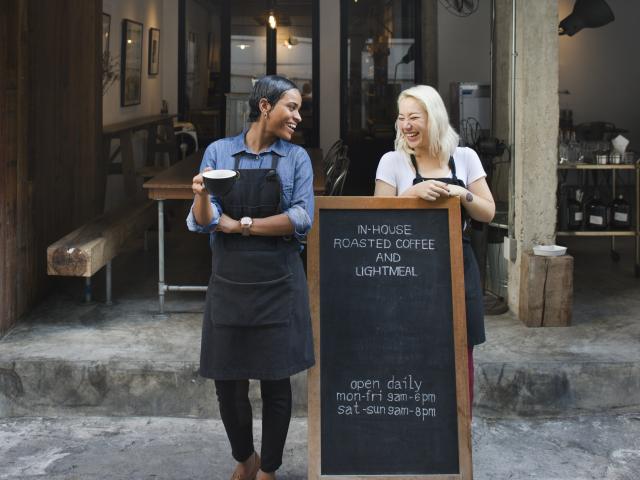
[323,140,342,173]
[325,154,350,196]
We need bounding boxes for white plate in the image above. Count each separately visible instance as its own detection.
[533,245,567,257]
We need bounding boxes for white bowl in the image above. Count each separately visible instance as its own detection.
[533,245,567,257]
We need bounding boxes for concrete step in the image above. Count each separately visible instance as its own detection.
[1,222,639,419]
[1,302,639,419]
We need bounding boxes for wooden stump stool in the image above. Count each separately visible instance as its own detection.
[519,251,573,327]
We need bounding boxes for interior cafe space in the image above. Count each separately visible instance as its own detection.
[2,0,640,343]
[171,0,423,195]
[98,0,640,321]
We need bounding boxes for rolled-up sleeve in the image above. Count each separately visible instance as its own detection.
[283,150,315,239]
[186,146,224,233]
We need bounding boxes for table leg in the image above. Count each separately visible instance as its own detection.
[636,162,640,278]
[164,120,179,166]
[612,170,616,255]
[146,125,158,167]
[154,199,171,319]
[101,136,112,213]
[119,129,138,198]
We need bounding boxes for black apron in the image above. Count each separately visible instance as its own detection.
[411,155,485,346]
[199,155,315,380]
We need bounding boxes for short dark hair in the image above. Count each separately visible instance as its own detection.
[248,75,298,122]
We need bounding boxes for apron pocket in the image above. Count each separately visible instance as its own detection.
[224,233,278,251]
[211,273,294,328]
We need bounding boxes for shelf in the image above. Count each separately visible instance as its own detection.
[557,164,636,170]
[556,230,636,236]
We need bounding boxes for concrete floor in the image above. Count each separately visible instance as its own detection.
[0,202,639,419]
[1,203,640,479]
[1,414,639,479]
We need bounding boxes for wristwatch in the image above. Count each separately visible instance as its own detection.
[240,217,253,236]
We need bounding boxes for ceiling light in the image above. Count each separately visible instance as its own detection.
[254,2,291,29]
[559,0,614,36]
[236,44,250,49]
[127,39,132,43]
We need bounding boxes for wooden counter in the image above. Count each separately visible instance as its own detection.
[143,147,325,199]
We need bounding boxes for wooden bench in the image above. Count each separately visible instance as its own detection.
[47,191,159,304]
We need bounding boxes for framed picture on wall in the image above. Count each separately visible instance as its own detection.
[121,19,143,107]
[102,13,111,55]
[148,28,160,75]
[207,32,214,70]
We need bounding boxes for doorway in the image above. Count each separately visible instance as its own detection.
[179,0,319,149]
[340,0,422,194]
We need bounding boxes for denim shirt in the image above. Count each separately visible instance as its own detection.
[186,130,315,249]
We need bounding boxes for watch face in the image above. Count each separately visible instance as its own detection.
[240,217,252,226]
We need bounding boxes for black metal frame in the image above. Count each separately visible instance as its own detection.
[178,0,186,120]
[148,28,161,75]
[311,0,320,148]
[121,18,144,107]
[103,13,111,54]
[339,0,422,138]
[178,0,320,146]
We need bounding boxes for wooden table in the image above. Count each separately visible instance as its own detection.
[103,114,179,199]
[143,146,324,317]
[306,148,325,196]
[145,147,325,198]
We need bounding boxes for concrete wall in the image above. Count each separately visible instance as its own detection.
[559,0,639,152]
[102,0,178,210]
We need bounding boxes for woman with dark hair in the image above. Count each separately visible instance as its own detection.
[188,76,314,480]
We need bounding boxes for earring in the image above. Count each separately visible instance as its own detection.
[264,112,268,118]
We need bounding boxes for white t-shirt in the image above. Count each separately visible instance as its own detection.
[375,147,487,196]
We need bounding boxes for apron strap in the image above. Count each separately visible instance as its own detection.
[410,154,425,183]
[233,153,280,170]
[448,155,459,183]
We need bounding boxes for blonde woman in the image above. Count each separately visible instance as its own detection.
[374,85,495,414]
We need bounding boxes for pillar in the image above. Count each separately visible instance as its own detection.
[493,0,559,315]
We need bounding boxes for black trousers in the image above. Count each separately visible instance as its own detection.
[215,377,292,473]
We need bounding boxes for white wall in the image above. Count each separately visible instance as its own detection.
[559,0,639,151]
[102,0,177,210]
[319,0,341,156]
[437,1,491,118]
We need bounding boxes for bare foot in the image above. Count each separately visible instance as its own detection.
[232,451,257,480]
[256,471,276,480]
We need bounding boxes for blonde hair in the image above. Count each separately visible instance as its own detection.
[394,85,459,167]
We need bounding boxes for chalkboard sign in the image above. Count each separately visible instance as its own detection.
[307,197,472,480]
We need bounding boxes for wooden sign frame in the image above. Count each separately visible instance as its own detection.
[307,196,472,480]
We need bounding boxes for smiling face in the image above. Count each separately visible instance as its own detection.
[262,88,303,142]
[398,97,429,151]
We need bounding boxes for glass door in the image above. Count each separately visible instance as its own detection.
[180,0,319,146]
[276,0,316,146]
[340,0,421,194]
